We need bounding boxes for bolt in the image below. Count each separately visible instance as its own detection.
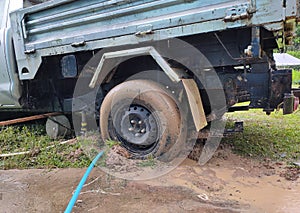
[138,120,143,125]
[140,128,146,133]
[130,120,136,124]
[128,127,134,132]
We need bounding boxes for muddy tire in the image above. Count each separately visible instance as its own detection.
[100,79,184,159]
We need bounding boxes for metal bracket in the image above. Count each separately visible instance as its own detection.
[224,5,251,22]
[224,122,244,136]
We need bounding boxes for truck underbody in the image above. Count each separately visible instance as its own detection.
[0,0,298,158]
[17,27,292,115]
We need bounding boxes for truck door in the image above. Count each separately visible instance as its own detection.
[0,0,22,108]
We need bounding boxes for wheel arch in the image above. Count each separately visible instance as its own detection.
[88,46,208,132]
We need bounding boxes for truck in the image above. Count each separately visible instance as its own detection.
[0,0,299,159]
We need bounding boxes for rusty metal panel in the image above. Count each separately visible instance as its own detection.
[9,0,299,80]
[14,0,252,51]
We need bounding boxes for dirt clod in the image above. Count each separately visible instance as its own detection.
[280,166,300,181]
[105,147,139,173]
[111,145,131,158]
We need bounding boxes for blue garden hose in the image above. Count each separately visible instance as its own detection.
[64,150,104,213]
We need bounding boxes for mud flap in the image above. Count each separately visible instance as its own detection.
[182,79,207,132]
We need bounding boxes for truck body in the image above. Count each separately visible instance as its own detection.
[0,0,299,156]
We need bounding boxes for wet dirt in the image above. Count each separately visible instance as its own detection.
[1,148,300,213]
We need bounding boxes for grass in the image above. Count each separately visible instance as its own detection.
[137,155,156,168]
[293,69,300,88]
[0,124,90,169]
[106,139,121,148]
[223,109,300,161]
[1,109,299,169]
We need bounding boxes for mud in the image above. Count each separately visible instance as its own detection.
[1,149,300,212]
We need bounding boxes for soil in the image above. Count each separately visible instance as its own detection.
[1,146,300,213]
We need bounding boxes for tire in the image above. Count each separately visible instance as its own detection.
[99,79,184,159]
[46,115,71,139]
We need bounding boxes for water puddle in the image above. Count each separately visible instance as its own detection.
[145,159,300,213]
[213,168,300,213]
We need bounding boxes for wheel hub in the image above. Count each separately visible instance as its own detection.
[119,105,158,146]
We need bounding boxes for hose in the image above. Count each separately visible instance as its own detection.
[64,150,104,213]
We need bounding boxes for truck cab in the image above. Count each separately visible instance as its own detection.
[0,0,22,108]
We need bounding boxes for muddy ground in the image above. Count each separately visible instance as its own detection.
[1,146,300,213]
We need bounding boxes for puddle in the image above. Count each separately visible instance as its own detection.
[0,163,299,212]
[210,166,300,213]
[145,159,300,213]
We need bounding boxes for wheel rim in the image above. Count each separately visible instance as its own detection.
[110,104,160,154]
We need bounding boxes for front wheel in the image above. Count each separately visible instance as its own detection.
[99,79,185,159]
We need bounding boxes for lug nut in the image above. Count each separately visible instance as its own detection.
[128,127,134,132]
[130,120,136,124]
[138,120,143,125]
[140,128,146,133]
[135,133,141,137]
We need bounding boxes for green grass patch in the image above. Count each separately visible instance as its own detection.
[293,69,300,88]
[280,51,300,88]
[0,125,90,169]
[137,156,156,168]
[287,50,300,60]
[1,109,299,169]
[106,139,121,148]
[223,109,300,161]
